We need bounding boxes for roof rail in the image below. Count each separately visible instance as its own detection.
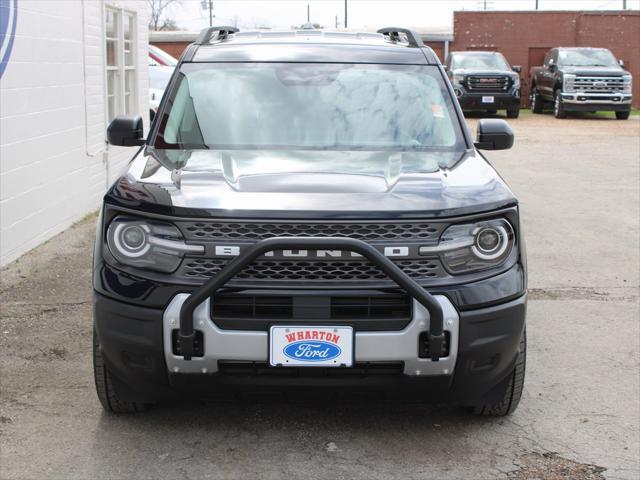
[377,27,424,48]
[195,26,239,45]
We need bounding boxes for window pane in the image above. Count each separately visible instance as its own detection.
[124,14,133,41]
[108,95,116,120]
[106,10,116,38]
[107,70,118,119]
[106,39,117,66]
[124,41,133,66]
[125,70,136,114]
[124,69,134,94]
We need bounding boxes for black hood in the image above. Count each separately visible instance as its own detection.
[107,149,517,219]
[559,65,628,76]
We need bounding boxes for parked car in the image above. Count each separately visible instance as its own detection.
[445,51,521,118]
[529,47,633,119]
[97,27,527,416]
[148,46,177,121]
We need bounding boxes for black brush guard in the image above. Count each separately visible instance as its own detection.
[178,237,445,361]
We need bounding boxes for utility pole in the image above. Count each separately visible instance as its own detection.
[201,0,214,27]
[623,0,627,9]
[307,4,310,23]
[344,0,348,28]
[335,15,338,29]
[535,0,539,10]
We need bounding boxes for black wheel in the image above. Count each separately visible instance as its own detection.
[553,89,567,119]
[506,106,520,119]
[473,330,526,416]
[616,111,630,120]
[530,87,543,113]
[93,328,146,413]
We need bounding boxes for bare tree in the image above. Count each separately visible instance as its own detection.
[148,0,181,31]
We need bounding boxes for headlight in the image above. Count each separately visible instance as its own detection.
[511,74,520,89]
[106,216,204,272]
[623,75,632,94]
[563,74,576,93]
[452,74,465,86]
[420,218,515,274]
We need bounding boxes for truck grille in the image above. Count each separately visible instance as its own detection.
[179,257,445,283]
[178,221,444,242]
[173,220,449,285]
[572,76,627,93]
[466,75,510,91]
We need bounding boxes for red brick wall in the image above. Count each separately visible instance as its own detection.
[451,11,640,107]
[151,41,190,59]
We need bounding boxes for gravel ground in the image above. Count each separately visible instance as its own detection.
[1,113,639,480]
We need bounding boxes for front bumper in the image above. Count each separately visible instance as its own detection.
[94,291,526,404]
[560,92,632,111]
[455,90,520,110]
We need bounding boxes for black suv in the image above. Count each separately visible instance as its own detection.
[445,51,522,118]
[95,27,527,416]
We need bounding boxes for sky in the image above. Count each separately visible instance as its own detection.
[164,0,640,32]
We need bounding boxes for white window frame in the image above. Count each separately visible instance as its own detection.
[104,6,138,122]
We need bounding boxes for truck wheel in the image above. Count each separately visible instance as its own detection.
[553,90,567,119]
[616,111,630,120]
[530,88,543,113]
[472,330,526,416]
[506,106,520,119]
[93,328,146,413]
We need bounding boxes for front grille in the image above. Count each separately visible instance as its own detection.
[178,221,444,242]
[218,361,405,377]
[573,76,626,93]
[211,292,412,331]
[179,257,445,283]
[466,75,510,91]
[212,293,411,320]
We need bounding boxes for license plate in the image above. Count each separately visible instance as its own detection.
[269,326,353,367]
[482,96,495,104]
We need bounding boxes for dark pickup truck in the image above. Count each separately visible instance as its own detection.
[445,51,521,118]
[530,47,633,119]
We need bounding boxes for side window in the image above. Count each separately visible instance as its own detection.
[105,7,138,121]
[543,52,551,67]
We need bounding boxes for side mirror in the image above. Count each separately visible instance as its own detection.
[107,115,145,146]
[512,65,521,73]
[548,62,557,73]
[619,59,625,67]
[475,119,514,151]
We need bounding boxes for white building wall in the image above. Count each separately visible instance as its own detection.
[0,0,149,266]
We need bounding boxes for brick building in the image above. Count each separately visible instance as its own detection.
[451,10,640,106]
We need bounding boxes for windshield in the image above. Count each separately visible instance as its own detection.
[153,63,464,151]
[558,49,619,67]
[451,53,510,70]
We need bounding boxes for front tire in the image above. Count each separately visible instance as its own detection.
[93,328,146,413]
[616,110,630,120]
[553,89,567,118]
[472,330,526,416]
[530,87,543,113]
[506,106,520,119]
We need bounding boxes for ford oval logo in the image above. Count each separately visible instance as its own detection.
[283,341,342,362]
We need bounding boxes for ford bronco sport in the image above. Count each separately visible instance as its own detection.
[95,27,527,415]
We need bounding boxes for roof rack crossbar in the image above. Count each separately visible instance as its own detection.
[195,26,240,45]
[377,27,423,48]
